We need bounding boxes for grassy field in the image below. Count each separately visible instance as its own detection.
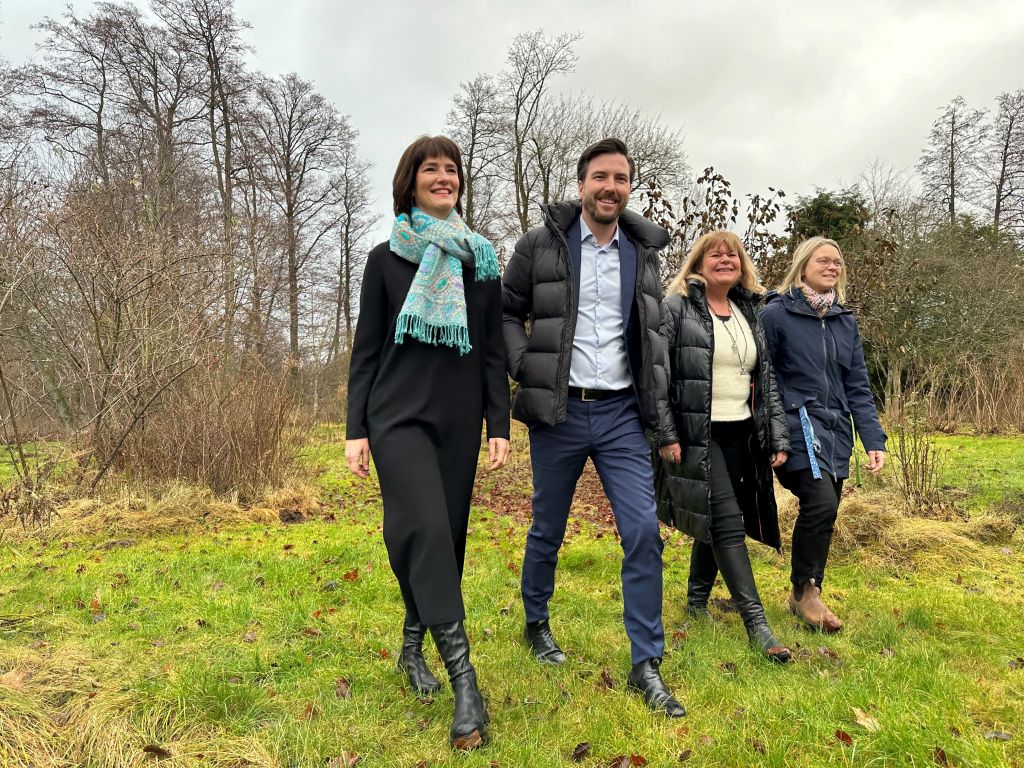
[0,429,1022,767]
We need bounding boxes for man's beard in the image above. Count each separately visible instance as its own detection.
[583,192,626,224]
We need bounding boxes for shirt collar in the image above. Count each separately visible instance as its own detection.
[580,216,620,249]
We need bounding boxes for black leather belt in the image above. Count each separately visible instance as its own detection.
[566,386,633,402]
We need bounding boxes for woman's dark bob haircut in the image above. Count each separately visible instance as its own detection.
[392,135,465,217]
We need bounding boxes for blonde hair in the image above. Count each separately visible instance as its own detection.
[777,236,848,303]
[667,230,765,297]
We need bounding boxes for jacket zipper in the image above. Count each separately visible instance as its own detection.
[546,212,575,424]
[821,317,837,481]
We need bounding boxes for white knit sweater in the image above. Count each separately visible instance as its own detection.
[710,310,757,422]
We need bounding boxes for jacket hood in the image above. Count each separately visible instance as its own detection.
[542,200,671,250]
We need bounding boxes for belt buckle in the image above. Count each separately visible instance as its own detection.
[580,388,597,402]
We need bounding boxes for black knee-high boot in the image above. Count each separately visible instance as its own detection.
[429,621,488,749]
[396,615,442,695]
[713,544,791,663]
[687,540,718,619]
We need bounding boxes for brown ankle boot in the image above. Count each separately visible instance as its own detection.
[788,580,843,633]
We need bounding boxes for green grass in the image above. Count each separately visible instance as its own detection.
[931,434,1024,513]
[0,432,1022,766]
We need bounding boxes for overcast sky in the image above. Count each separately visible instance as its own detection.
[3,0,1023,243]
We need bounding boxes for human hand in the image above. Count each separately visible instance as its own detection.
[489,437,510,470]
[345,438,371,478]
[770,451,788,468]
[866,450,885,473]
[659,442,682,463]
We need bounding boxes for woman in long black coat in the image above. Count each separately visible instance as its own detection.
[654,230,792,662]
[760,236,886,633]
[346,135,510,749]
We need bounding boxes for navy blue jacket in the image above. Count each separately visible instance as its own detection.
[760,289,886,479]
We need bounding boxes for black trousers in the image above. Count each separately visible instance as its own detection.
[373,425,479,626]
[776,467,844,590]
[707,421,754,547]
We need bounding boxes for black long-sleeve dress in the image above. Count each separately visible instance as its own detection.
[347,241,510,626]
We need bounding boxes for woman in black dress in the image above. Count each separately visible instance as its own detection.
[346,135,510,749]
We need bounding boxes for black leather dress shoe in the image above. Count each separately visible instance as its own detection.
[627,658,686,717]
[524,619,566,664]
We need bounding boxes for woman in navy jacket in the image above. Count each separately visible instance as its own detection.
[760,236,886,633]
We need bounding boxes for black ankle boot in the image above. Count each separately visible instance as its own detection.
[687,540,718,619]
[429,621,488,749]
[713,543,791,664]
[396,616,442,695]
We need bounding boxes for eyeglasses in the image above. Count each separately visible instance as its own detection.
[812,257,844,268]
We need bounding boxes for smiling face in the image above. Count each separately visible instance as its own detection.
[697,241,743,291]
[578,152,631,227]
[414,155,460,219]
[802,244,844,293]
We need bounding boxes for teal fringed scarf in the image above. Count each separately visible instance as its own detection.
[389,207,500,355]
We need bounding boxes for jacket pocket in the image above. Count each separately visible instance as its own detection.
[782,387,816,412]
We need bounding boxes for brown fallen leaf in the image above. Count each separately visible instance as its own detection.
[677,749,693,761]
[719,661,737,674]
[880,647,896,658]
[378,648,391,659]
[452,730,483,751]
[242,631,257,643]
[90,596,102,615]
[301,626,322,637]
[817,646,841,661]
[343,568,360,582]
[598,668,615,689]
[282,543,294,551]
[1009,657,1024,670]
[571,742,591,761]
[932,746,951,767]
[835,729,853,747]
[853,707,881,732]
[750,738,766,753]
[325,753,360,768]
[142,744,172,759]
[336,677,352,699]
[299,702,317,720]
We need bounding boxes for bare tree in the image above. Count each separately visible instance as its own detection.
[502,30,581,234]
[249,73,355,368]
[916,95,987,224]
[446,74,509,241]
[983,89,1024,235]
[329,143,376,366]
[153,0,252,346]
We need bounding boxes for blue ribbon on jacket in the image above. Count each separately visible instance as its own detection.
[798,405,822,480]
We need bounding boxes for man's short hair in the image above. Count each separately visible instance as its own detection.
[577,138,636,183]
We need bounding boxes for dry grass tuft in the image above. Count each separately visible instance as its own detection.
[0,645,276,767]
[776,486,1000,568]
[2,481,327,543]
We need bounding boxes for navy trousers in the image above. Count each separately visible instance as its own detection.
[522,393,665,664]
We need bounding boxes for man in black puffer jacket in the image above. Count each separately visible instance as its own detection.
[502,138,684,717]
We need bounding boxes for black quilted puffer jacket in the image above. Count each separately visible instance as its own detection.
[654,279,790,549]
[502,201,673,441]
